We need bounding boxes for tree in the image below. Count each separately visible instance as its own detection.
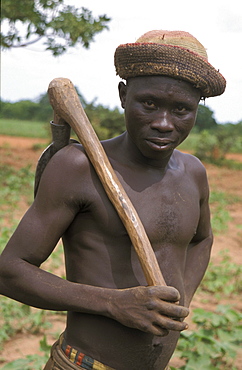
[195,104,217,132]
[1,0,111,56]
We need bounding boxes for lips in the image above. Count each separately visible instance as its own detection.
[145,137,174,149]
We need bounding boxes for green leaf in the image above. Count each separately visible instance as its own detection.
[2,353,48,370]
[2,358,33,370]
[39,335,51,353]
[185,353,213,369]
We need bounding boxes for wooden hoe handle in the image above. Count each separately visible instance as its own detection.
[48,78,166,286]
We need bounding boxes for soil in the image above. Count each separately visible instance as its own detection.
[0,135,241,368]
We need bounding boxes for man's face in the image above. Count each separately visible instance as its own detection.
[119,76,200,161]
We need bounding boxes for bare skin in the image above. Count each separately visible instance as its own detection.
[0,76,212,369]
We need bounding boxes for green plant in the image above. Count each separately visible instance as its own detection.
[1,336,51,370]
[0,225,16,254]
[177,132,200,152]
[198,251,242,298]
[211,205,231,234]
[195,105,218,132]
[173,305,242,369]
[0,298,51,349]
[42,241,65,276]
[0,165,34,222]
[210,191,231,234]
[209,190,241,234]
[193,128,242,168]
[208,158,242,170]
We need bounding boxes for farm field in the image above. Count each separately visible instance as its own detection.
[0,135,241,369]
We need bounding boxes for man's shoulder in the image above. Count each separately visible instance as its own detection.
[38,142,92,189]
[174,149,207,182]
[51,142,90,169]
[35,142,95,205]
[175,149,205,170]
[174,150,209,199]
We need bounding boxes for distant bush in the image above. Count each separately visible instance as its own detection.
[194,104,218,132]
[0,100,39,121]
[0,92,125,140]
[194,123,242,165]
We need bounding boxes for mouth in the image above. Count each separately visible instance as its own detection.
[145,138,175,150]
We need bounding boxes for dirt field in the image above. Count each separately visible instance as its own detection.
[0,135,241,368]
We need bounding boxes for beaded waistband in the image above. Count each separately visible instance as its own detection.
[60,334,114,370]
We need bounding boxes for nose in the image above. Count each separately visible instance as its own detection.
[150,111,173,132]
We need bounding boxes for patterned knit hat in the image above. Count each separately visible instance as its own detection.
[114,30,226,97]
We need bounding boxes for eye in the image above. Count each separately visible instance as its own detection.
[173,105,188,114]
[143,100,156,109]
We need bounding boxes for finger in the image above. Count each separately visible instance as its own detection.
[151,286,181,302]
[154,315,189,332]
[158,301,189,319]
[147,297,189,319]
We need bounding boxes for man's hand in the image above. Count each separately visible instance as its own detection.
[107,286,189,336]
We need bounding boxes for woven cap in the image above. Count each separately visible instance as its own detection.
[114,30,226,97]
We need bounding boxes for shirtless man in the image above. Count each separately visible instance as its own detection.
[0,30,226,369]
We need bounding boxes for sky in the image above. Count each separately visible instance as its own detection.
[1,0,242,124]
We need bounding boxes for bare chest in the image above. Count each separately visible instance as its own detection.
[130,182,199,246]
[75,166,200,250]
[64,164,201,287]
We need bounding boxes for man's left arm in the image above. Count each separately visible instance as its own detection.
[183,168,213,307]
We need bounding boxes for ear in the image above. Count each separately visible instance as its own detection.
[118,81,127,109]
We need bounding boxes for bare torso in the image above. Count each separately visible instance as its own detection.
[61,137,201,369]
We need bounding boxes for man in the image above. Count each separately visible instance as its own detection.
[0,30,226,369]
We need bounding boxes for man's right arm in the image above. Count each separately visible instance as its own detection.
[0,146,111,312]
